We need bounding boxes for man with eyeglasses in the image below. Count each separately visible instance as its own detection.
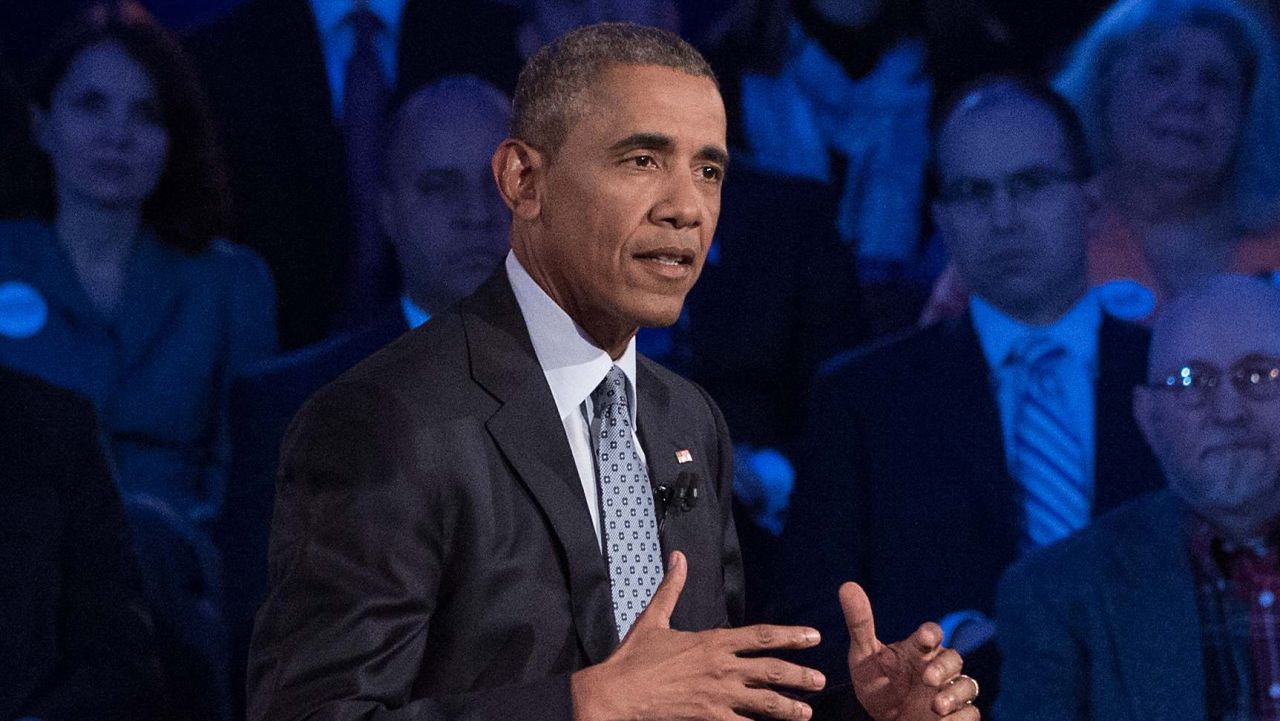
[780,76,1161,707]
[995,274,1280,720]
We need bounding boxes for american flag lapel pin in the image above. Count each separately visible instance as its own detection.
[675,449,693,464]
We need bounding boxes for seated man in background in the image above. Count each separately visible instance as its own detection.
[996,274,1280,720]
[780,76,1162,704]
[0,365,159,720]
[218,74,511,710]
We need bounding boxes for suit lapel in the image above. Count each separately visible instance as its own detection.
[935,316,1022,551]
[1100,493,1205,720]
[1093,316,1158,512]
[463,272,617,664]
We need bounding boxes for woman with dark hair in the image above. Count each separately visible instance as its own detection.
[0,1,277,522]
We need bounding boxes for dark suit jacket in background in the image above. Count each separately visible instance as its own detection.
[247,270,745,720]
[640,164,864,622]
[995,490,1206,721]
[184,0,521,348]
[0,366,159,721]
[676,164,865,449]
[780,312,1162,683]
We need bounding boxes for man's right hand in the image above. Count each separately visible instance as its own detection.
[571,551,827,721]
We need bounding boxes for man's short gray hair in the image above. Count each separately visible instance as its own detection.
[511,22,717,156]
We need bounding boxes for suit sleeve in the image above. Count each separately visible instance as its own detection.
[26,397,160,721]
[246,380,574,721]
[696,383,746,628]
[993,551,1091,721]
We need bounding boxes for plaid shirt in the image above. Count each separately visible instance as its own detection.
[1190,515,1280,721]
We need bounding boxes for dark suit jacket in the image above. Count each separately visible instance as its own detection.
[995,490,1206,721]
[675,164,864,448]
[184,0,521,348]
[0,366,159,721]
[221,306,407,717]
[246,270,746,720]
[781,312,1162,676]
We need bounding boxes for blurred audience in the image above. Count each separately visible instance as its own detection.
[780,77,1162,707]
[220,75,511,713]
[0,0,275,525]
[515,0,681,60]
[711,0,933,277]
[0,5,276,717]
[184,0,521,348]
[923,0,1280,323]
[997,275,1280,721]
[638,162,865,619]
[0,365,159,721]
[0,54,42,219]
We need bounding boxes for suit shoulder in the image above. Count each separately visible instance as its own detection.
[1101,314,1152,350]
[1003,490,1176,593]
[819,319,960,388]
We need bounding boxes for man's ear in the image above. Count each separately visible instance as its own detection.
[1082,174,1104,238]
[1132,386,1158,451]
[492,138,544,222]
[29,104,53,155]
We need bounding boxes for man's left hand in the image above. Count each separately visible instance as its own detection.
[842,582,979,721]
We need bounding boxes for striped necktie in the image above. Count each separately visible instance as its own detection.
[1009,334,1089,550]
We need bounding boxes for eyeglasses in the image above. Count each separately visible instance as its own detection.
[1146,355,1280,409]
[937,167,1081,214]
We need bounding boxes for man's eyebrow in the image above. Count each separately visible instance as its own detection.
[696,145,730,169]
[609,133,673,154]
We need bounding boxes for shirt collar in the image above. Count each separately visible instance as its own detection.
[969,290,1102,370]
[505,252,639,424]
[400,294,430,329]
[309,0,406,39]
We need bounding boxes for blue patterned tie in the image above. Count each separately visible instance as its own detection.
[1009,335,1089,550]
[590,365,664,639]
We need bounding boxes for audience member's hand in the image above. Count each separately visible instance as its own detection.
[572,551,827,721]
[843,582,980,721]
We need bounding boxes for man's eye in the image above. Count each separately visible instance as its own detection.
[629,155,656,169]
[698,165,723,182]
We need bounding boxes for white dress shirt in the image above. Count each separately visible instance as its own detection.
[939,291,1102,648]
[506,252,647,550]
[308,0,406,117]
[969,290,1102,495]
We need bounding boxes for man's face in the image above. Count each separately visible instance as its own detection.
[518,64,726,347]
[380,94,510,313]
[932,96,1091,322]
[1135,306,1280,537]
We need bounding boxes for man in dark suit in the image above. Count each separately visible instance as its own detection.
[996,276,1280,720]
[0,365,159,720]
[247,23,979,721]
[184,0,521,347]
[782,76,1162,694]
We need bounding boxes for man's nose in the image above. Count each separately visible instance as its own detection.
[987,185,1022,232]
[1206,378,1251,425]
[652,168,703,229]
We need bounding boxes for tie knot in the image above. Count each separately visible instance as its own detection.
[591,365,630,417]
[344,7,385,42]
[1011,334,1066,373]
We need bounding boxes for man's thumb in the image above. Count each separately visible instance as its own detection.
[633,551,686,630]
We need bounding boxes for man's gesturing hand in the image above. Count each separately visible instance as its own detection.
[842,583,980,721]
[572,552,827,721]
